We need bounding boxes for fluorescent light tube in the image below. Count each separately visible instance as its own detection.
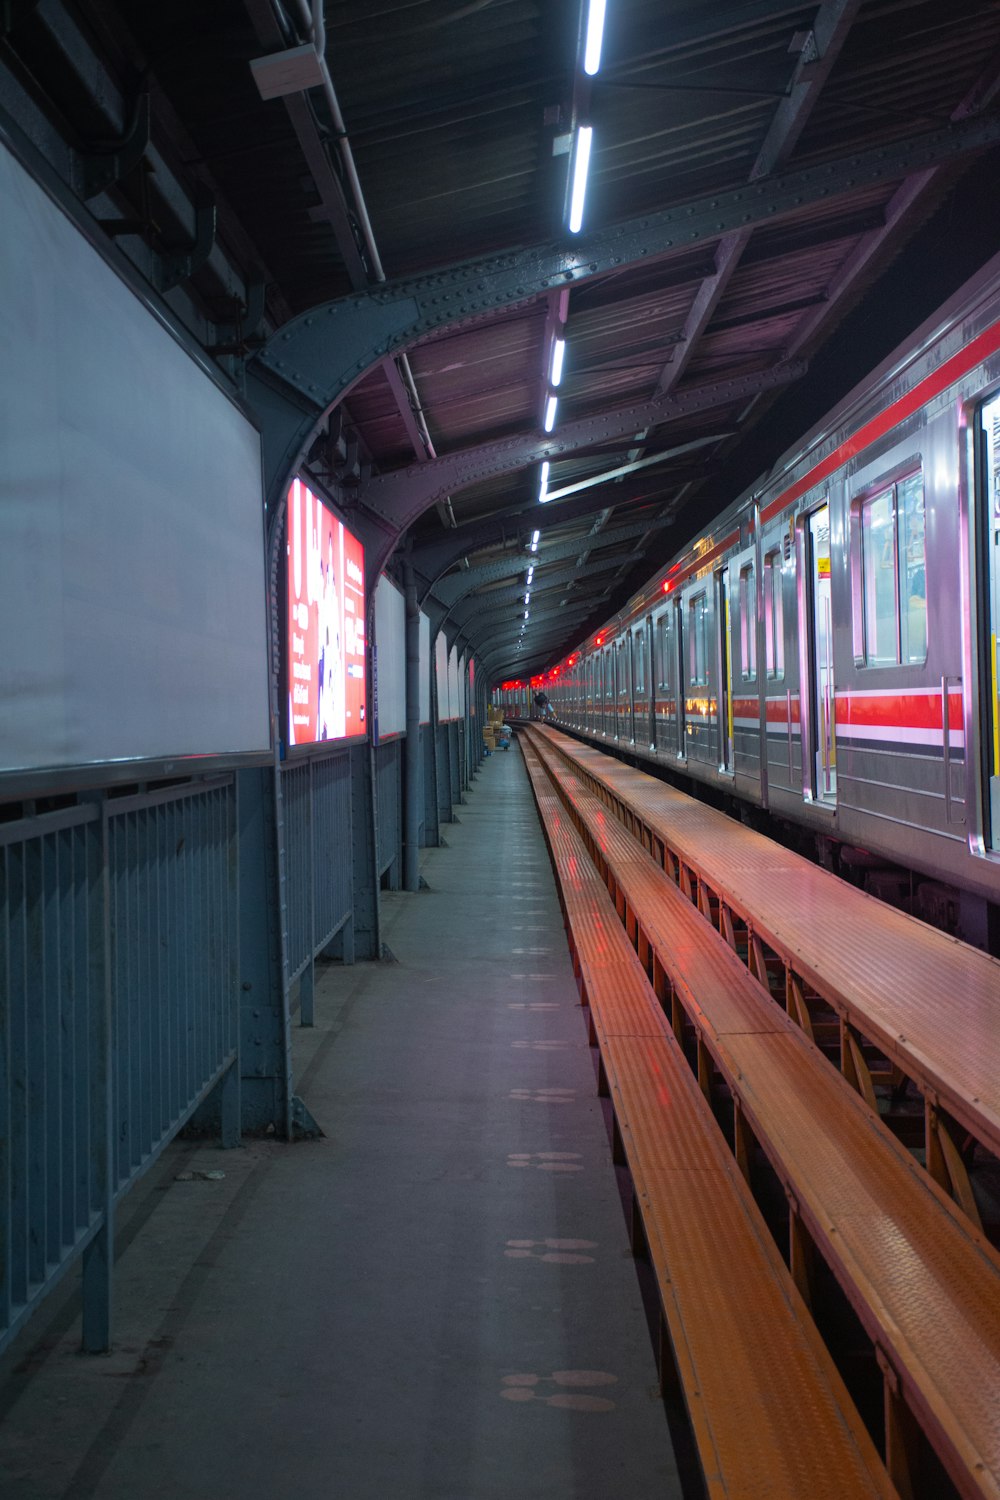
[584,0,606,76]
[568,126,593,234]
[544,395,558,432]
[550,339,565,387]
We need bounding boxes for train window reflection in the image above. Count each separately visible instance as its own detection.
[899,473,926,665]
[862,489,897,665]
[655,614,671,690]
[739,563,756,678]
[764,551,784,678]
[689,593,709,686]
[859,470,926,667]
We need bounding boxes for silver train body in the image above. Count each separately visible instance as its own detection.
[501,256,1000,934]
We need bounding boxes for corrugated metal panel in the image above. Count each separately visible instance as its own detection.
[374,574,406,739]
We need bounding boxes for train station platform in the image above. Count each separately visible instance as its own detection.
[0,745,679,1500]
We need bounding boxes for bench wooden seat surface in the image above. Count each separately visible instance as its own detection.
[522,743,897,1499]
[525,731,1000,1500]
[536,727,1000,1158]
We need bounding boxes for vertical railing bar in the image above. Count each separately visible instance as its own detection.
[81,798,112,1354]
[126,810,139,1183]
[56,828,72,1257]
[141,808,154,1167]
[183,795,194,1111]
[73,825,88,1237]
[167,799,180,1130]
[43,830,60,1273]
[12,841,27,1310]
[153,802,164,1143]
[0,846,11,1334]
[26,837,46,1291]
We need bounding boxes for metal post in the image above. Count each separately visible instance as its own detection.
[403,563,422,891]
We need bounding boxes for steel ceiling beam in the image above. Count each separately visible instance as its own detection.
[407,460,710,597]
[454,554,640,629]
[471,604,597,667]
[433,515,668,606]
[354,379,775,533]
[249,111,1000,534]
[631,0,862,454]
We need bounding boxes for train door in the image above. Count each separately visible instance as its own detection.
[981,392,1000,847]
[675,597,686,755]
[805,503,837,803]
[718,566,734,773]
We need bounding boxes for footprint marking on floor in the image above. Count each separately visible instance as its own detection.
[500,1370,617,1410]
[504,1237,596,1264]
[508,1087,575,1104]
[506,1152,583,1172]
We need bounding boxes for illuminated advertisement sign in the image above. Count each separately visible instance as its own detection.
[286,478,366,745]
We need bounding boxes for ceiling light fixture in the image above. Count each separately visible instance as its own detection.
[539,460,550,502]
[550,338,565,387]
[544,395,559,432]
[583,0,607,76]
[568,125,593,234]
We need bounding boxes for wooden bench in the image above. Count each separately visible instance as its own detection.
[521,741,896,1500]
[524,730,1000,1500]
[530,724,1000,1230]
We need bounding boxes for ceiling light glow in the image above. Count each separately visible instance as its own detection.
[568,125,593,234]
[544,395,558,433]
[584,0,606,76]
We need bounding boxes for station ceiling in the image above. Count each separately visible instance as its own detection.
[6,0,1000,683]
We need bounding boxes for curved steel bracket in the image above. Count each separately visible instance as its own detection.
[246,112,1000,577]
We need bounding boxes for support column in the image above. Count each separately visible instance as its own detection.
[403,563,422,891]
[236,767,292,1136]
[349,741,381,960]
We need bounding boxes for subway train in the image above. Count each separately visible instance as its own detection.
[500,254,1000,947]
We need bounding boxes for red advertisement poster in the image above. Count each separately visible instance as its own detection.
[286,479,367,745]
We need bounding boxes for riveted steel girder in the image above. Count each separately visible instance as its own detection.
[471,608,596,670]
[356,365,801,530]
[433,516,668,606]
[456,555,634,629]
[408,469,698,598]
[248,110,1000,552]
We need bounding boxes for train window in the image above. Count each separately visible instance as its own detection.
[618,641,629,698]
[655,614,670,689]
[763,551,784,677]
[861,489,897,665]
[898,473,927,665]
[633,631,646,694]
[739,563,756,678]
[859,471,926,666]
[689,593,709,686]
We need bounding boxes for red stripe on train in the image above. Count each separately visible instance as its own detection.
[760,318,1000,526]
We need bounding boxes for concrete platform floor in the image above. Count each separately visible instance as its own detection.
[0,743,679,1499]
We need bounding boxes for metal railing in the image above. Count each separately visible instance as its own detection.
[375,740,401,880]
[281,750,353,986]
[1,777,239,1357]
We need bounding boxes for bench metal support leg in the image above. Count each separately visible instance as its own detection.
[879,1351,917,1500]
[925,1102,982,1230]
[840,1020,878,1113]
[733,1100,753,1183]
[789,1207,815,1307]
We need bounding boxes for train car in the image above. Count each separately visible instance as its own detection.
[507,253,1000,946]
